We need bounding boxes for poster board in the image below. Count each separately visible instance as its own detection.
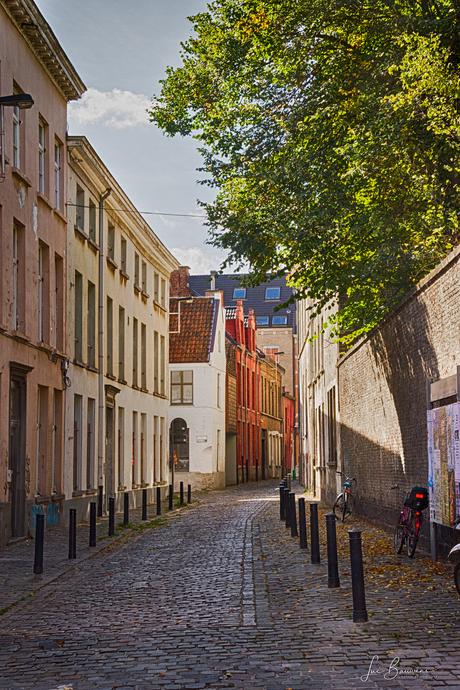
[427,403,460,525]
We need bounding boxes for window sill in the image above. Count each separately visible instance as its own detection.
[141,291,150,300]
[74,224,89,241]
[132,384,141,391]
[36,191,53,209]
[11,330,30,343]
[117,378,127,386]
[153,300,167,312]
[140,387,149,394]
[106,373,116,381]
[106,256,118,271]
[134,283,141,294]
[72,490,86,497]
[73,359,98,373]
[88,238,100,252]
[85,488,98,495]
[50,493,65,502]
[36,341,53,353]
[11,167,32,187]
[118,485,127,492]
[53,207,67,224]
[120,270,129,281]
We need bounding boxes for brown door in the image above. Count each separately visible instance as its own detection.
[9,377,27,538]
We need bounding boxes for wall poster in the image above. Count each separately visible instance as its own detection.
[427,403,460,525]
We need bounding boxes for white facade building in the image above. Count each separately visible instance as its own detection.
[65,136,179,518]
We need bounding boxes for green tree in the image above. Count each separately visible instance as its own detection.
[150,0,460,341]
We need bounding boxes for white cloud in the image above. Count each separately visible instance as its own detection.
[68,87,151,129]
[170,247,225,275]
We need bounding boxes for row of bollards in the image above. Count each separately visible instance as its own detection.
[34,484,193,575]
[279,476,367,623]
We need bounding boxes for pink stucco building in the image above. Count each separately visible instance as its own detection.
[0,0,85,547]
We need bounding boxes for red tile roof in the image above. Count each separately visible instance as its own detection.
[169,298,217,363]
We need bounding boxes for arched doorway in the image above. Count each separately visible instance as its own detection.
[169,418,189,473]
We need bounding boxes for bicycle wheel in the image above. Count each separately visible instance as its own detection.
[333,494,345,521]
[394,515,405,554]
[454,564,460,596]
[343,493,354,520]
[406,515,419,558]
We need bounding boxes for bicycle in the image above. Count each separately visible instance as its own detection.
[390,485,428,558]
[333,472,356,521]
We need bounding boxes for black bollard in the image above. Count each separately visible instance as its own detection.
[290,492,298,537]
[279,483,285,520]
[284,488,291,529]
[169,484,173,511]
[156,486,161,516]
[180,481,184,505]
[108,497,115,536]
[89,502,97,547]
[188,484,191,504]
[123,492,129,525]
[142,488,147,520]
[68,508,76,559]
[326,513,340,588]
[298,497,308,550]
[310,503,321,564]
[349,529,368,622]
[34,513,45,575]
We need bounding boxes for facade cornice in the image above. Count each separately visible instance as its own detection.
[1,0,86,101]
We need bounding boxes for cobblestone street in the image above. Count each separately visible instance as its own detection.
[1,480,460,690]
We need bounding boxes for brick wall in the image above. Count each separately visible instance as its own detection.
[338,245,460,555]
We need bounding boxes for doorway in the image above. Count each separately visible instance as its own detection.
[9,366,31,539]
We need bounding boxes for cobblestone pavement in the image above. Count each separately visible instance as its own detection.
[1,480,460,690]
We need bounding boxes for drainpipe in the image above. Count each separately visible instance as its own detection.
[98,187,112,514]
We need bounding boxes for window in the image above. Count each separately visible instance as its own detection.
[140,413,146,485]
[74,271,83,361]
[12,221,25,332]
[153,416,159,483]
[54,255,64,350]
[154,331,159,394]
[132,411,138,487]
[118,307,125,381]
[88,199,96,242]
[141,323,147,389]
[54,140,62,210]
[51,390,63,494]
[160,335,165,395]
[160,278,166,308]
[38,119,46,194]
[327,386,337,465]
[107,297,113,376]
[134,253,140,287]
[87,398,95,488]
[73,394,82,491]
[257,316,269,326]
[141,261,147,294]
[87,281,96,367]
[120,236,127,273]
[265,287,280,300]
[272,315,287,325]
[171,370,193,404]
[217,373,221,408]
[13,103,20,168]
[132,318,138,387]
[38,243,49,342]
[13,223,19,330]
[233,288,246,299]
[118,407,124,488]
[107,224,115,260]
[36,386,48,495]
[76,185,84,230]
[153,272,159,302]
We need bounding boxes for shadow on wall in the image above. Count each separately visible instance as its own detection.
[369,298,439,484]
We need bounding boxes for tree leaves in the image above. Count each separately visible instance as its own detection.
[150,0,460,340]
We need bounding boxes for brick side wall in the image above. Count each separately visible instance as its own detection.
[338,245,460,555]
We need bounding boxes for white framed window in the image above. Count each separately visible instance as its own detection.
[171,370,193,404]
[38,120,46,193]
[13,104,20,168]
[54,140,61,209]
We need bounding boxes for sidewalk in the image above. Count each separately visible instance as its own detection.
[0,491,198,614]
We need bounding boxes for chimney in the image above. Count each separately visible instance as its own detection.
[210,269,217,291]
[170,266,192,298]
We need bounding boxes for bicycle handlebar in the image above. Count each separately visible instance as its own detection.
[337,471,356,482]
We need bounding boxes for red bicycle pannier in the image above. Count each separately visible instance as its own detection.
[404,486,429,511]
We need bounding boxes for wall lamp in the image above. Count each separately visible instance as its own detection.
[1,93,34,179]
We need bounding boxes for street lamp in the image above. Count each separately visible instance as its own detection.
[0,93,34,178]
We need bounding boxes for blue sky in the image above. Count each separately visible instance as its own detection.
[34,0,230,273]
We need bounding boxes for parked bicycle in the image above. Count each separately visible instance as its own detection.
[448,516,460,595]
[333,472,356,521]
[390,485,428,558]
